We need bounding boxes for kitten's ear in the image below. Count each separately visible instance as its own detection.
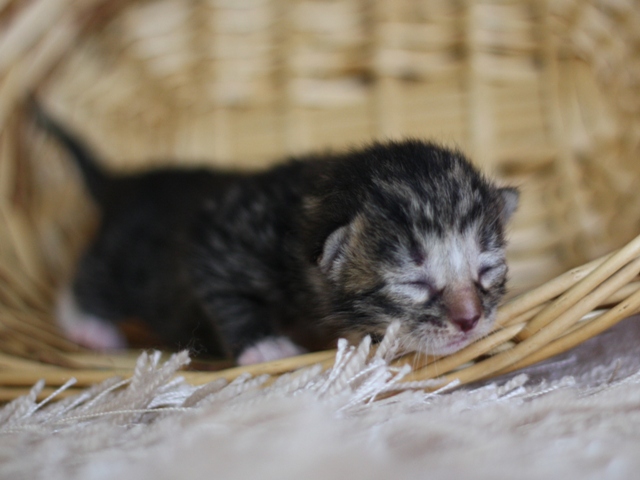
[499,187,519,223]
[318,223,352,276]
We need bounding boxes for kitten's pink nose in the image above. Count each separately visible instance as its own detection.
[445,288,482,333]
[451,312,480,332]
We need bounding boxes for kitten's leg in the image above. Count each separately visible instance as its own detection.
[237,336,307,366]
[56,286,126,350]
[203,294,306,365]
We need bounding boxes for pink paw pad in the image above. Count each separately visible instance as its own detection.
[56,287,126,351]
[237,337,307,366]
[66,318,126,351]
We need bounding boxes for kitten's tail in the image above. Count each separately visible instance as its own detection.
[30,97,110,204]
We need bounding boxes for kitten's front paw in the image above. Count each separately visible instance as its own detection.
[237,336,307,366]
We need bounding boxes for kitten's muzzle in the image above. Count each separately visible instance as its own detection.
[444,287,482,333]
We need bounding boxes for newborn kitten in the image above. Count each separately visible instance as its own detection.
[190,142,518,363]
[37,105,518,365]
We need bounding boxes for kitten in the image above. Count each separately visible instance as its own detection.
[36,105,518,365]
[190,142,518,363]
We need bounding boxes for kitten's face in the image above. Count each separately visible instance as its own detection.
[331,220,507,355]
[317,188,516,356]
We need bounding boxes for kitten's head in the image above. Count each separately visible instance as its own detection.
[305,140,518,356]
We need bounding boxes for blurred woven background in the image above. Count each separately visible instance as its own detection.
[1,0,640,387]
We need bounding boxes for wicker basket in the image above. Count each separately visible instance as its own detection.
[0,0,639,401]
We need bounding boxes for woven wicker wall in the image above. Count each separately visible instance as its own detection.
[1,0,640,366]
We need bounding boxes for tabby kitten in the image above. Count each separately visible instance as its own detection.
[190,141,518,364]
[37,105,518,365]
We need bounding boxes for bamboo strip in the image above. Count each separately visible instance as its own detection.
[373,0,404,138]
[465,0,494,168]
[501,279,640,329]
[0,369,130,387]
[0,348,337,389]
[181,349,337,385]
[0,311,78,351]
[534,309,606,345]
[0,279,32,312]
[539,0,594,264]
[0,261,49,312]
[0,0,13,15]
[0,13,79,127]
[503,278,640,326]
[495,251,613,326]
[0,118,15,203]
[0,327,85,368]
[0,0,69,74]
[6,309,71,339]
[0,351,64,370]
[60,351,159,370]
[0,210,41,279]
[598,281,640,305]
[516,235,640,340]
[495,289,640,376]
[502,304,545,327]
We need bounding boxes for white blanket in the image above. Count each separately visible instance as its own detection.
[1,317,640,480]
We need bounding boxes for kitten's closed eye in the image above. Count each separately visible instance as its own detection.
[477,263,507,290]
[403,279,434,290]
[390,278,439,303]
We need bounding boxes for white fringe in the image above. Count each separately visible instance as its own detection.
[1,320,640,479]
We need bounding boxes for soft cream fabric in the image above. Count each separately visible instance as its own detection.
[1,317,640,480]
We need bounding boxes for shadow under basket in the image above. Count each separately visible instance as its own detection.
[1,0,640,401]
